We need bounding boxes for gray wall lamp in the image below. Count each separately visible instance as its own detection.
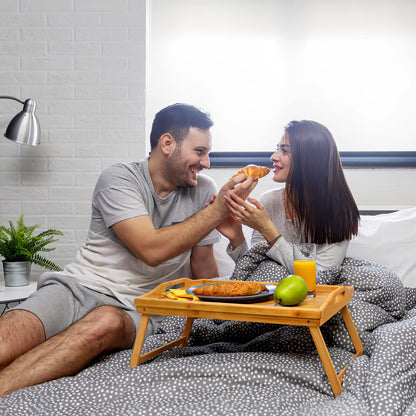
[0,95,41,146]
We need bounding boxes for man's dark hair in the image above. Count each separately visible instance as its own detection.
[150,103,213,150]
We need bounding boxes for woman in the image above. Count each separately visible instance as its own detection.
[221,120,360,272]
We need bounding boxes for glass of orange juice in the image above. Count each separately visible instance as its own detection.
[293,243,316,297]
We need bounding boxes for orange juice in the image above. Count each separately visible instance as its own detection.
[294,259,316,295]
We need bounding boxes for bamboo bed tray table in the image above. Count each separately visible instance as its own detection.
[129,278,363,397]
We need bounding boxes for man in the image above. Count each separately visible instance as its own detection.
[0,103,256,396]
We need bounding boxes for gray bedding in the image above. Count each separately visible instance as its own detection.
[1,242,415,416]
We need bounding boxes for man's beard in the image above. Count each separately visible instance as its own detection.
[164,147,198,188]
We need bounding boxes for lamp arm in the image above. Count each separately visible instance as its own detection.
[0,95,25,105]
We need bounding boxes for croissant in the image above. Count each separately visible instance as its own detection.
[193,281,268,297]
[232,164,270,180]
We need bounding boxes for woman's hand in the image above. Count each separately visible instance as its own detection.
[224,193,278,242]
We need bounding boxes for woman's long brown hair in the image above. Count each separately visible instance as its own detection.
[285,120,360,244]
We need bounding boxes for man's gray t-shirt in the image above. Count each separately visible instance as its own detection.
[53,159,220,310]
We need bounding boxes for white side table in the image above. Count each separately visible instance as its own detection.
[0,281,38,316]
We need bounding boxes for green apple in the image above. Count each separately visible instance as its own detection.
[273,274,308,306]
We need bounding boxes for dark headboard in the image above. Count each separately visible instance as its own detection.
[359,210,396,216]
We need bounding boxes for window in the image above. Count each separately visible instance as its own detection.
[148,0,416,166]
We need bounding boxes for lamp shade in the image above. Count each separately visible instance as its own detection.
[4,98,41,146]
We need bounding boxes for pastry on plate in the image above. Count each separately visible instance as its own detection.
[193,281,268,297]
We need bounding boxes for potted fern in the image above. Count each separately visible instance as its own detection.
[0,215,63,287]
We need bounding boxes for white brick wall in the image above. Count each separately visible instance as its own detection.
[0,0,147,278]
[1,0,415,282]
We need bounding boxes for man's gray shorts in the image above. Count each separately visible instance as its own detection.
[8,274,161,342]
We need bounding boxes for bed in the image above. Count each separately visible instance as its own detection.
[1,208,416,415]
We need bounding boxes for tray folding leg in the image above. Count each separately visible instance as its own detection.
[309,326,343,397]
[129,316,195,367]
[309,305,363,397]
[129,314,151,367]
[340,305,363,358]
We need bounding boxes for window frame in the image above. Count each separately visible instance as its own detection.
[209,151,416,168]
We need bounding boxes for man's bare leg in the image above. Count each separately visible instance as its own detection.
[0,310,46,371]
[0,305,136,397]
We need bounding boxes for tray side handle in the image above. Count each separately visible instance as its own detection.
[320,286,354,324]
[320,286,345,310]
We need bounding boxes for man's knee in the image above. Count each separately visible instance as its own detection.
[92,306,129,333]
[78,306,135,351]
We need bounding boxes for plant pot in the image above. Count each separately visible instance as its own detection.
[2,261,31,287]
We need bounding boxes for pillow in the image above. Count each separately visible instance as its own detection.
[346,207,416,288]
[215,208,416,287]
[213,235,235,277]
[214,226,253,277]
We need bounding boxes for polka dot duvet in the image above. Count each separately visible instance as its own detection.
[1,243,416,416]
